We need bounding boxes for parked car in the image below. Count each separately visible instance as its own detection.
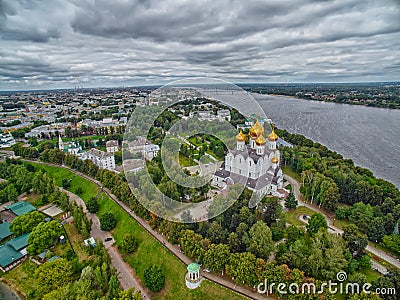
[104,237,113,242]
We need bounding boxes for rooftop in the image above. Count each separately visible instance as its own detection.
[0,244,23,268]
[7,232,30,251]
[5,202,36,216]
[0,222,12,241]
[187,262,200,273]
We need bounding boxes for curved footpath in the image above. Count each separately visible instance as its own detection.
[284,174,400,270]
[61,188,149,298]
[26,160,270,300]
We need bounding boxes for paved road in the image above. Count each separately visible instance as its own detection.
[61,188,149,298]
[284,174,400,270]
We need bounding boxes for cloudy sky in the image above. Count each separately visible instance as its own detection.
[0,0,399,90]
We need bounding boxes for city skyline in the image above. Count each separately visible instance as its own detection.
[1,0,400,90]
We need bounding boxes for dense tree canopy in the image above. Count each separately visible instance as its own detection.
[100,212,117,231]
[27,220,64,255]
[143,265,165,292]
[10,211,45,236]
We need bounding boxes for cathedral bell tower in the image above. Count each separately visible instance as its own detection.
[268,124,278,150]
[236,129,246,151]
[255,134,266,155]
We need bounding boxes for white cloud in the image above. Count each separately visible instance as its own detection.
[0,0,399,89]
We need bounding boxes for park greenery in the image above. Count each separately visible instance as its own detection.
[143,265,165,292]
[99,212,117,231]
[277,128,400,249]
[0,160,141,300]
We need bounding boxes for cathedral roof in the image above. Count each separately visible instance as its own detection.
[236,129,246,142]
[229,145,273,163]
[267,124,278,142]
[255,135,266,145]
[249,120,264,138]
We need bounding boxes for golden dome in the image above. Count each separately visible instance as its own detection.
[271,156,279,164]
[236,129,246,142]
[255,134,266,145]
[267,124,278,141]
[250,120,264,138]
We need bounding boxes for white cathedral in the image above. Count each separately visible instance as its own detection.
[212,120,286,197]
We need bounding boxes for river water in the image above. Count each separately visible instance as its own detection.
[0,282,20,300]
[200,88,399,188]
[253,93,400,188]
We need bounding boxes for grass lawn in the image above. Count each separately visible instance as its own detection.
[356,269,381,283]
[281,165,302,182]
[24,162,100,203]
[97,194,247,300]
[64,223,90,262]
[1,260,38,297]
[21,193,42,208]
[179,153,198,167]
[284,206,318,226]
[332,218,352,230]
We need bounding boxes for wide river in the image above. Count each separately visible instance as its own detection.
[254,93,400,188]
[201,89,400,188]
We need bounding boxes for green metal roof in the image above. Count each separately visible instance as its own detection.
[0,222,12,241]
[0,244,23,267]
[187,263,200,273]
[5,202,36,216]
[7,233,30,251]
[47,255,60,262]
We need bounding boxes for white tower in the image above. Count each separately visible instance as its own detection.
[255,135,266,155]
[267,125,278,150]
[236,129,246,151]
[58,135,64,151]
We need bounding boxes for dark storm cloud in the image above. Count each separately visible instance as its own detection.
[0,0,399,89]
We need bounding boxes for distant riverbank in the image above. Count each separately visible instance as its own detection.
[263,92,400,109]
[253,93,400,188]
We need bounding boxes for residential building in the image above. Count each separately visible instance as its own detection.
[106,140,119,153]
[83,148,115,170]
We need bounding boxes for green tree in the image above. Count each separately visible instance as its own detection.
[10,210,45,236]
[248,220,274,260]
[6,184,18,201]
[120,233,138,254]
[259,197,282,226]
[343,224,368,258]
[306,213,328,235]
[284,192,298,210]
[143,265,165,292]
[107,275,120,300]
[27,220,64,255]
[34,258,73,298]
[100,212,117,231]
[116,288,142,300]
[367,217,386,242]
[203,244,230,273]
[228,252,257,286]
[62,178,71,189]
[87,197,100,213]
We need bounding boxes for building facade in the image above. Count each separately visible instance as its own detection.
[212,120,286,197]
